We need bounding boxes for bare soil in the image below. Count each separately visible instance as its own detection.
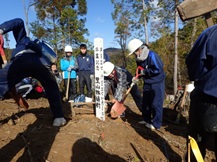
[0,96,216,162]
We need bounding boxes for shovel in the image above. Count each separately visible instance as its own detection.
[63,71,71,102]
[110,66,144,118]
[9,87,29,110]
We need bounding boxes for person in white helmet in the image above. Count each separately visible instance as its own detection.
[103,61,143,116]
[127,39,165,130]
[60,45,78,101]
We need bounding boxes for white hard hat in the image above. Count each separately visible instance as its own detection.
[127,39,143,55]
[64,45,73,52]
[103,62,115,76]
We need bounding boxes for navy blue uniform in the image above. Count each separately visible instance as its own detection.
[186,24,217,160]
[0,18,64,118]
[137,51,165,129]
[76,53,94,97]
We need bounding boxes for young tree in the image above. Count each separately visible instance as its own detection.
[22,0,36,37]
[111,0,154,68]
[111,1,131,68]
[31,0,88,51]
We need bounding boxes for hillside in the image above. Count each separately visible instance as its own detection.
[0,96,216,162]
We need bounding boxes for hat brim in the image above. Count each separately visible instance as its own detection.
[128,52,134,55]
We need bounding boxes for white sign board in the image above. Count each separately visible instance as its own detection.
[94,38,105,121]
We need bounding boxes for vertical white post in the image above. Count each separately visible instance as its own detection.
[94,38,105,121]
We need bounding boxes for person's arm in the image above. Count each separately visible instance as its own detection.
[140,51,164,77]
[73,56,79,71]
[55,74,62,84]
[104,79,111,98]
[114,68,128,102]
[60,58,70,71]
[90,55,94,74]
[186,31,208,81]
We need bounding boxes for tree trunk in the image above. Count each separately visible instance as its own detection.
[174,0,179,95]
[143,0,149,45]
[191,18,197,48]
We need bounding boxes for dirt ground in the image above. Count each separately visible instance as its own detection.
[0,96,216,162]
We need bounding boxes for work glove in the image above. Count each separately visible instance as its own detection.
[2,60,7,68]
[67,67,72,72]
[69,65,75,70]
[140,69,146,76]
[67,65,74,72]
[90,74,94,80]
[132,77,139,84]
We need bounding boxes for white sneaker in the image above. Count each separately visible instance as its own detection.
[68,100,74,103]
[138,121,147,124]
[85,97,92,102]
[53,117,66,127]
[145,123,155,130]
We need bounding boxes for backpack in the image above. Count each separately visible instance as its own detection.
[74,94,86,103]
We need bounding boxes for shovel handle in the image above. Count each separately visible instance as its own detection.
[135,66,144,79]
[65,71,71,100]
[121,66,143,102]
[130,66,144,88]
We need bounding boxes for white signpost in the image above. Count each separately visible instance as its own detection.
[94,38,105,121]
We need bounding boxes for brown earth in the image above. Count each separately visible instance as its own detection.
[0,96,216,162]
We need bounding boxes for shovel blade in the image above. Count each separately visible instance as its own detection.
[110,101,126,118]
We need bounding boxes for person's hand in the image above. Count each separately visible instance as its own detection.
[111,99,117,103]
[132,77,139,84]
[140,69,146,76]
[2,60,7,68]
[90,74,94,79]
[67,66,72,72]
[69,65,75,70]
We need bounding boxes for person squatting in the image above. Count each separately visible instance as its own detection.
[103,61,143,116]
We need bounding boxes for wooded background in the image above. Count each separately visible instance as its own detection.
[3,0,217,95]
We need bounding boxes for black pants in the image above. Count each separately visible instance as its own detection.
[64,78,77,100]
[187,92,217,161]
[78,71,92,97]
[0,53,64,118]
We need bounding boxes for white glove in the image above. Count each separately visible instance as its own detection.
[67,67,72,72]
[90,74,94,80]
[69,65,75,70]
[140,69,146,76]
[2,60,7,68]
[132,77,139,84]
[0,29,4,35]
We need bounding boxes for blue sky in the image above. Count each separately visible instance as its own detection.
[0,0,118,49]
